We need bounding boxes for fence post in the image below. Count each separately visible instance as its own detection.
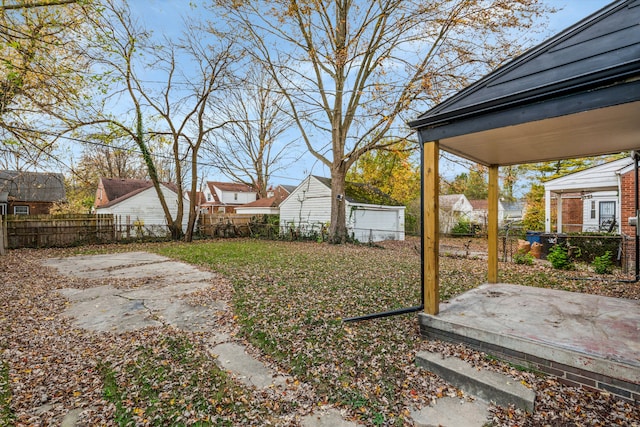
[0,216,6,255]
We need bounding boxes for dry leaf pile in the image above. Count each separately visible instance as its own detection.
[1,238,639,426]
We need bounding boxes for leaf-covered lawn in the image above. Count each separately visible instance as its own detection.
[1,237,638,426]
[155,237,640,426]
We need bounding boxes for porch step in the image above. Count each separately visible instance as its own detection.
[416,351,536,412]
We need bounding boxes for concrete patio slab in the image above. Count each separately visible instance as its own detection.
[419,283,640,401]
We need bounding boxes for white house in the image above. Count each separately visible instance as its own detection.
[439,194,473,233]
[234,185,293,216]
[95,178,189,236]
[544,157,633,233]
[279,175,405,242]
[201,181,257,213]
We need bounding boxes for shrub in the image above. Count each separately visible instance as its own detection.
[450,218,473,236]
[513,251,535,265]
[547,244,573,270]
[592,251,614,274]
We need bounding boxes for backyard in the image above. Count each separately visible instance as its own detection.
[1,236,639,426]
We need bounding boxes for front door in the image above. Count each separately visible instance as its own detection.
[599,201,616,232]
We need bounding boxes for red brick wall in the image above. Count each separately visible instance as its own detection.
[621,170,638,271]
[550,195,583,232]
[8,201,53,215]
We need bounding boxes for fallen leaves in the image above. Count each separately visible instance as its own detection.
[1,238,639,426]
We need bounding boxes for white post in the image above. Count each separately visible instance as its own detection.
[545,190,552,233]
[557,194,563,233]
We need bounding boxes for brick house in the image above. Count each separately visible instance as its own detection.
[0,171,66,215]
[544,157,634,234]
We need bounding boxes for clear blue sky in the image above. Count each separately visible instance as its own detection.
[129,0,614,188]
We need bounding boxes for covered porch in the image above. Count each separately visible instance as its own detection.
[408,0,640,400]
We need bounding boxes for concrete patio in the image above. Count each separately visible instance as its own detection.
[418,283,640,402]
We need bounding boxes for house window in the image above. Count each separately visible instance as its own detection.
[14,205,29,215]
[207,194,212,202]
[234,193,238,201]
[590,201,596,219]
[0,203,6,215]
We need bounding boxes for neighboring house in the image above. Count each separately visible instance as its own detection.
[468,199,507,228]
[201,181,257,214]
[544,157,634,233]
[439,194,473,233]
[0,171,66,215]
[279,175,405,242]
[94,177,189,235]
[501,201,526,222]
[235,185,293,216]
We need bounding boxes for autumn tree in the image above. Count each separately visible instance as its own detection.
[75,0,237,241]
[346,140,419,205]
[442,164,488,200]
[214,0,552,243]
[0,0,89,169]
[208,65,297,198]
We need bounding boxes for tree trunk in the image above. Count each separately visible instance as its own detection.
[329,166,348,244]
[184,152,200,242]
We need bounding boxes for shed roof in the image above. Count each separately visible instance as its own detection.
[409,0,640,166]
[100,178,152,202]
[0,171,66,202]
[313,176,403,206]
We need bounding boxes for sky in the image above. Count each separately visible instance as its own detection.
[127,0,614,189]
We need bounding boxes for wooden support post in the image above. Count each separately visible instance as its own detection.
[422,141,440,315]
[488,165,499,283]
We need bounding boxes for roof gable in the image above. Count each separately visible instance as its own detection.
[99,178,181,208]
[544,157,633,192]
[100,178,152,202]
[0,171,66,202]
[409,0,640,166]
[209,181,255,193]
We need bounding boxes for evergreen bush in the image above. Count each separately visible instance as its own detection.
[547,244,573,270]
[592,251,613,274]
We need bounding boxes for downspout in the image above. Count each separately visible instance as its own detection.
[635,152,639,280]
[343,145,425,323]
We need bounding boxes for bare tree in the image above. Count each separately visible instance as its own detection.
[209,65,297,198]
[75,0,237,240]
[214,0,553,243]
[0,0,89,169]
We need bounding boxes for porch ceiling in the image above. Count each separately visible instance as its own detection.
[430,100,640,167]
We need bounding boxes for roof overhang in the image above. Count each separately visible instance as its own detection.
[410,79,640,166]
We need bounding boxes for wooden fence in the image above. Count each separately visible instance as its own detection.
[198,213,253,238]
[3,214,115,249]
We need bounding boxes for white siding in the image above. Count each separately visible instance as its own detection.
[348,204,405,242]
[279,176,332,235]
[581,191,619,232]
[215,188,257,204]
[280,176,405,241]
[235,206,279,215]
[96,186,189,236]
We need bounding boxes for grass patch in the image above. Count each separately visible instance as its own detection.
[99,334,266,426]
[153,237,633,424]
[155,239,479,424]
[0,360,15,426]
